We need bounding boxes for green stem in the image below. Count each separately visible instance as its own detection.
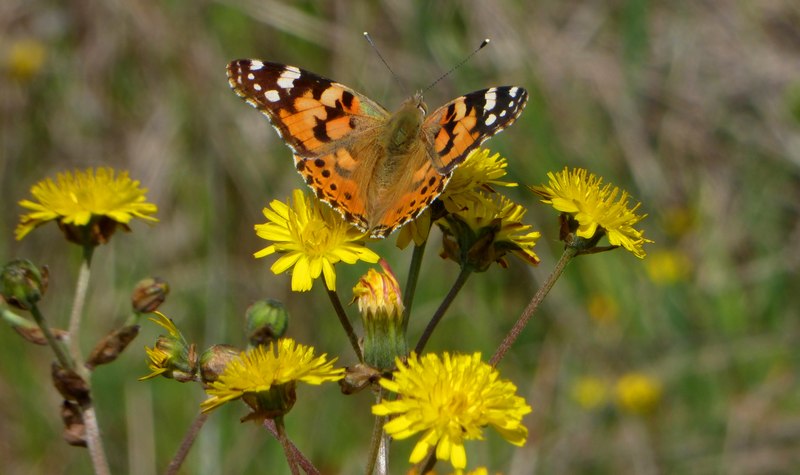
[365,388,389,475]
[67,245,94,363]
[29,304,73,370]
[165,412,209,475]
[490,246,577,366]
[275,417,300,475]
[326,289,363,362]
[401,243,426,333]
[414,266,472,354]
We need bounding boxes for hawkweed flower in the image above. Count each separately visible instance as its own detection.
[440,148,517,215]
[139,312,197,382]
[438,193,540,271]
[645,249,692,285]
[373,352,531,472]
[254,189,380,292]
[5,38,47,81]
[615,372,662,415]
[15,167,158,245]
[352,260,407,370]
[530,168,651,258]
[201,338,344,420]
[571,376,609,410]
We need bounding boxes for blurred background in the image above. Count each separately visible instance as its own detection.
[2,1,800,474]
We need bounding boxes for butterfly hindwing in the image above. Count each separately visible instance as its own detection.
[425,86,528,173]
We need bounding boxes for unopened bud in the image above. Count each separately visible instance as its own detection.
[52,363,90,404]
[339,364,382,395]
[245,299,289,347]
[199,344,241,383]
[61,401,86,447]
[131,277,169,313]
[1,259,48,310]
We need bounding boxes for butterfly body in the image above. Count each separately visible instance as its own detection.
[227,59,527,237]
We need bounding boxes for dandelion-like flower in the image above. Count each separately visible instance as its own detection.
[438,193,540,271]
[373,352,531,472]
[201,338,344,418]
[530,167,651,258]
[615,372,662,415]
[254,189,380,292]
[440,148,517,215]
[15,167,158,244]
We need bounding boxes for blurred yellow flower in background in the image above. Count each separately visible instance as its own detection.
[645,249,692,285]
[5,38,47,81]
[615,372,663,415]
[571,376,610,410]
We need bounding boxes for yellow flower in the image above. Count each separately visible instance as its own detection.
[530,168,651,258]
[571,376,609,410]
[586,293,619,325]
[373,352,531,472]
[615,372,662,415]
[5,39,47,81]
[254,189,380,292]
[201,338,344,416]
[139,312,197,382]
[15,167,158,244]
[441,148,517,214]
[438,193,540,270]
[645,249,691,285]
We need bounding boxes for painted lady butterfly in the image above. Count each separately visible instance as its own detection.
[227,59,528,237]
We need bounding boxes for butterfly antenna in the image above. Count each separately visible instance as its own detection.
[363,32,408,94]
[423,38,490,94]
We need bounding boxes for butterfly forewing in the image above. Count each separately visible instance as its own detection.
[425,86,528,174]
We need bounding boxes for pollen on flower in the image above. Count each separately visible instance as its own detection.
[254,189,380,292]
[15,167,158,243]
[372,352,531,471]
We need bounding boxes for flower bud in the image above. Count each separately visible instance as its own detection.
[352,261,407,371]
[85,325,140,369]
[1,306,68,345]
[199,344,241,384]
[1,259,48,310]
[61,401,86,447]
[240,382,297,423]
[131,277,169,313]
[245,299,289,347]
[52,363,90,404]
[139,312,197,382]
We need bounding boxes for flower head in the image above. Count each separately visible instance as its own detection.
[254,189,380,292]
[530,168,651,258]
[571,376,609,410]
[440,148,517,215]
[139,312,197,382]
[438,193,540,271]
[373,352,531,471]
[615,372,662,415]
[5,38,47,81]
[16,167,158,245]
[201,338,344,418]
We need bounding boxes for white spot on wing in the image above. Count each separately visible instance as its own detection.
[253,83,262,91]
[277,76,295,88]
[285,65,301,74]
[500,110,507,117]
[509,87,519,97]
[485,114,497,126]
[249,60,264,71]
[277,68,301,89]
[265,90,280,102]
[247,73,255,80]
[484,90,497,111]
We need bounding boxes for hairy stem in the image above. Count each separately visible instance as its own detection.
[414,266,472,354]
[490,246,577,366]
[165,412,209,475]
[401,243,426,333]
[326,289,363,362]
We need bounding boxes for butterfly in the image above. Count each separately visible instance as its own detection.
[227,59,528,237]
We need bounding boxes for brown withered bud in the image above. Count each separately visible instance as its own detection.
[61,401,87,447]
[85,325,140,370]
[11,322,68,346]
[199,344,241,384]
[52,363,90,404]
[131,277,169,313]
[57,216,123,247]
[339,364,383,395]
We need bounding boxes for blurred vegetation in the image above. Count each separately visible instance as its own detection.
[2,1,800,474]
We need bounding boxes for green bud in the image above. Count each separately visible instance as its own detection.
[245,299,289,347]
[1,259,48,310]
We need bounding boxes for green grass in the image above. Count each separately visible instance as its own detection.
[2,1,800,474]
